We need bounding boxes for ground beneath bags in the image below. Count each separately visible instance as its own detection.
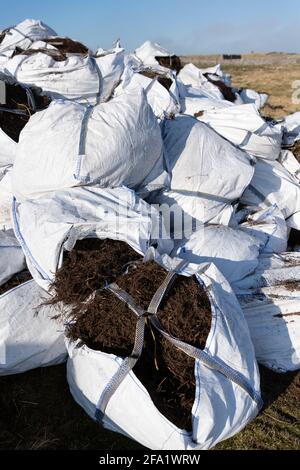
[50,246,212,432]
[0,365,298,450]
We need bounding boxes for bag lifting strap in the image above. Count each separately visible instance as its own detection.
[95,262,262,424]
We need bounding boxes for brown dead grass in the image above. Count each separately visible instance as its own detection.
[181,53,300,119]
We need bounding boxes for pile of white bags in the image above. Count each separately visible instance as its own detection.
[1,18,300,451]
[67,260,262,450]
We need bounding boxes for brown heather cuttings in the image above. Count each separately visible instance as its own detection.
[49,238,212,431]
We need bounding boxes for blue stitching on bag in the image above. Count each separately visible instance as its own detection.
[12,197,51,281]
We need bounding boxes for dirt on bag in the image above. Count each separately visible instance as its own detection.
[291,140,300,163]
[139,70,173,90]
[49,243,212,431]
[12,37,89,62]
[0,79,51,142]
[204,73,236,102]
[0,270,32,296]
[288,228,300,251]
[155,55,182,74]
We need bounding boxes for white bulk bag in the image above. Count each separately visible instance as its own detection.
[0,229,25,286]
[177,64,236,114]
[94,47,125,102]
[178,82,233,115]
[198,104,282,160]
[0,279,66,376]
[172,225,260,284]
[12,92,164,201]
[233,252,300,293]
[238,205,288,254]
[0,19,57,54]
[150,115,255,225]
[282,111,300,145]
[278,150,300,184]
[148,190,234,237]
[239,89,268,110]
[4,47,124,105]
[0,167,13,230]
[66,261,261,450]
[114,66,180,119]
[178,64,227,101]
[238,285,300,373]
[241,159,300,230]
[4,53,101,104]
[0,128,17,167]
[12,186,173,290]
[133,41,175,72]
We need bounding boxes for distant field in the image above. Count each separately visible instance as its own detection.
[182,53,300,119]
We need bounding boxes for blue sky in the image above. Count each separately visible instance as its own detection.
[1,0,300,54]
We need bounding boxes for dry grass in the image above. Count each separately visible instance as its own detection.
[0,364,299,450]
[182,53,300,119]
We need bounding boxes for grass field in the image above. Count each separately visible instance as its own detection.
[1,54,300,451]
[182,53,300,119]
[0,365,299,450]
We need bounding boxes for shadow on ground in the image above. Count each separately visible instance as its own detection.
[0,364,299,450]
